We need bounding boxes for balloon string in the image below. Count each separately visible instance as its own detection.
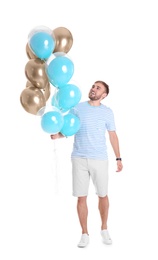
[52,139,59,194]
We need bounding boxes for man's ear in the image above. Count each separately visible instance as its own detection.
[102,92,107,99]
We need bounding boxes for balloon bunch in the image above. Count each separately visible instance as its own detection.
[20,25,81,137]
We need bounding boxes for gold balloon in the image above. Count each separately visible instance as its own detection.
[52,27,73,53]
[25,58,49,89]
[26,81,51,101]
[26,43,37,59]
[20,86,46,115]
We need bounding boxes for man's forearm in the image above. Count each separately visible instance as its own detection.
[109,132,121,158]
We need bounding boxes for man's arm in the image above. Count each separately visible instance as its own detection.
[108,131,123,172]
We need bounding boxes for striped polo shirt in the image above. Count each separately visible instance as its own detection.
[70,101,116,160]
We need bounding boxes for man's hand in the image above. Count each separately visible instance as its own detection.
[116,160,123,172]
[50,133,64,140]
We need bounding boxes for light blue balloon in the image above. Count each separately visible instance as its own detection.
[46,56,74,87]
[60,113,81,136]
[51,84,82,112]
[51,94,70,113]
[29,32,55,59]
[41,110,64,134]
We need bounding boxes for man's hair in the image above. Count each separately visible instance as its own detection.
[95,80,109,95]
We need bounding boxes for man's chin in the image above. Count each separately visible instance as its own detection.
[89,97,97,101]
[89,95,96,100]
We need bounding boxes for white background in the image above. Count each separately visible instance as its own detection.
[0,0,158,259]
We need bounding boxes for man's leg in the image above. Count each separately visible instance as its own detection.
[98,195,109,230]
[77,196,88,234]
[98,195,112,244]
[77,196,89,247]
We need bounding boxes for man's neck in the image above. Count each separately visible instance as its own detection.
[88,100,101,106]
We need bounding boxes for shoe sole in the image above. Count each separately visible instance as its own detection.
[103,240,112,245]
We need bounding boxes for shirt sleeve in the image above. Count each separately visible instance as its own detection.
[69,106,79,116]
[106,108,116,131]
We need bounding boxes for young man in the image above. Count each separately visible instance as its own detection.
[50,80,123,247]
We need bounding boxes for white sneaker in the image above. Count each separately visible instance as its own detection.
[101,229,112,245]
[77,233,89,248]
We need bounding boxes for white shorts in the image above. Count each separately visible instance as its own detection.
[72,158,109,197]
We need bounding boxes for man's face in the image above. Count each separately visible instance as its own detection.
[88,82,107,101]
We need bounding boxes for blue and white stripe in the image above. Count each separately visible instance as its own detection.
[70,101,116,160]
